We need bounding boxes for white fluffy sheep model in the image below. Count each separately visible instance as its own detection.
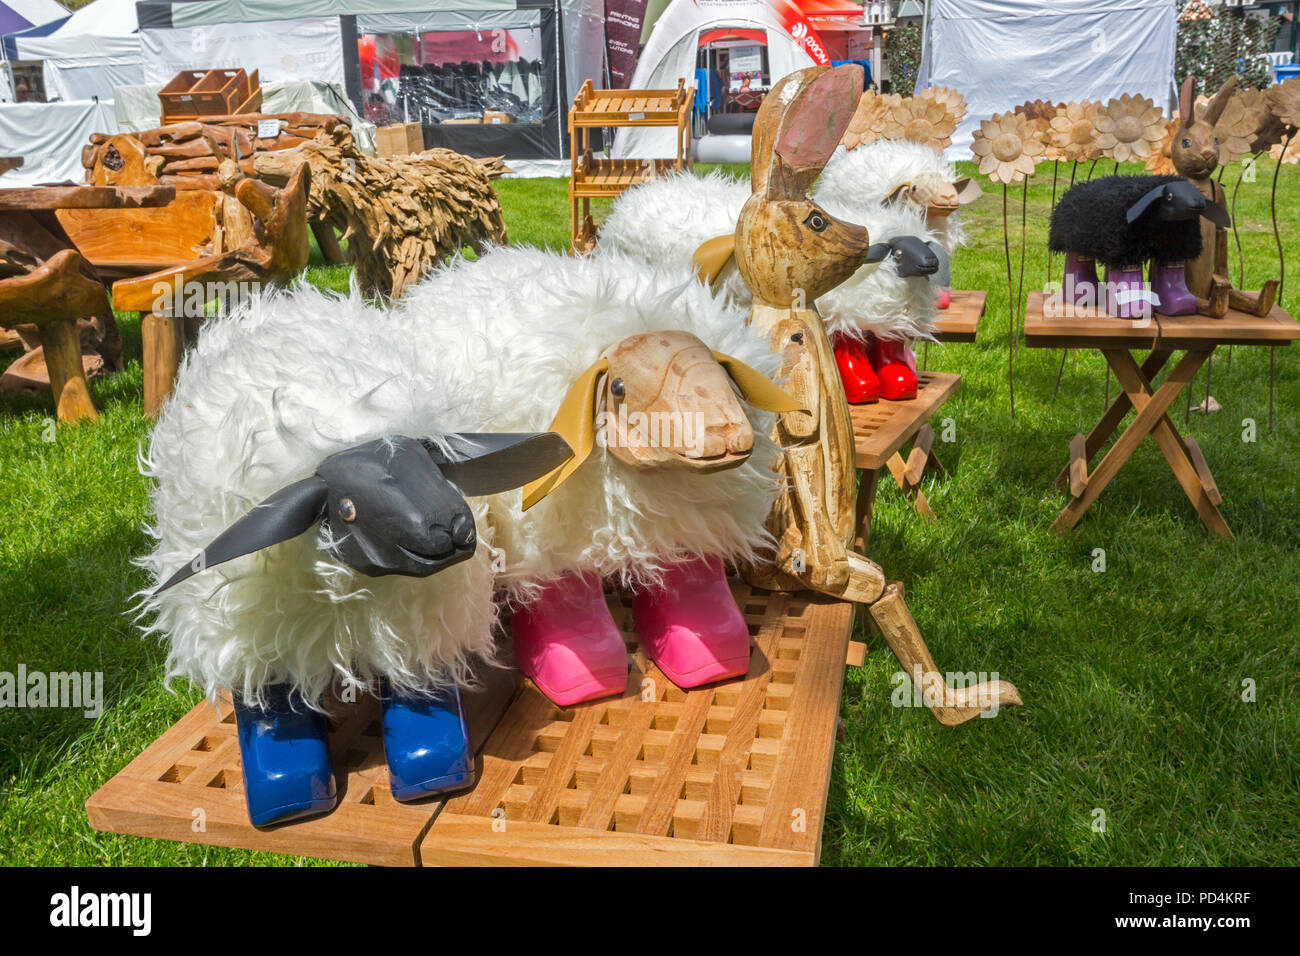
[137,283,571,827]
[599,168,942,401]
[395,245,800,706]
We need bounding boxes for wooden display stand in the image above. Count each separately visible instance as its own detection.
[159,69,263,125]
[568,79,692,252]
[87,582,854,866]
[1024,289,1300,539]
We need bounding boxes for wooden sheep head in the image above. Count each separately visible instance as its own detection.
[1173,75,1236,183]
[735,65,871,308]
[521,331,801,508]
[887,174,982,221]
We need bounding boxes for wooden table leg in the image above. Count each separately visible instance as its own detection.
[885,423,939,521]
[40,316,98,424]
[311,220,346,266]
[1053,349,1209,535]
[142,310,183,419]
[1104,349,1234,540]
[854,468,880,551]
[1055,347,1172,491]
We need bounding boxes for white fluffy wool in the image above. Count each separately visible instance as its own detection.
[395,245,784,601]
[598,171,752,306]
[137,283,502,710]
[813,201,941,343]
[814,140,967,254]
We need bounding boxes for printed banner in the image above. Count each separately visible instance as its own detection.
[605,0,650,89]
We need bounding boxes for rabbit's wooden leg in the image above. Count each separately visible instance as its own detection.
[1195,276,1230,318]
[867,582,1021,726]
[1229,280,1277,318]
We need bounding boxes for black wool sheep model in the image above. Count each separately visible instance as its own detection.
[1048,174,1229,319]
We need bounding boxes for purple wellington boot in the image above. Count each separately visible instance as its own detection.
[1104,264,1154,321]
[1150,261,1197,316]
[1063,252,1099,309]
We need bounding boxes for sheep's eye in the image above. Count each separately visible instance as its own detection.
[893,247,904,259]
[790,332,804,344]
[1181,138,1192,149]
[610,377,626,399]
[804,211,828,232]
[338,497,357,523]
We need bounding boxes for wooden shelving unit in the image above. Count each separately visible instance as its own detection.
[568,79,692,253]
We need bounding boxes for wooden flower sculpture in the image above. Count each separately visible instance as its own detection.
[1145,116,1177,175]
[1265,75,1300,130]
[916,85,967,128]
[1217,88,1276,163]
[1049,100,1103,163]
[841,90,903,150]
[1017,100,1061,160]
[970,110,1045,183]
[1093,93,1166,162]
[880,95,959,150]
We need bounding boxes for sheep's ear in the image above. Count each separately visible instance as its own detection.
[154,476,328,594]
[691,233,736,286]
[424,433,575,497]
[1202,200,1231,228]
[710,351,807,414]
[865,242,893,263]
[1125,184,1166,224]
[886,181,917,206]
[954,177,983,204]
[520,358,610,510]
[1179,75,1195,123]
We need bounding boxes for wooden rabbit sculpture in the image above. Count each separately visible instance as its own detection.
[711,64,1020,725]
[1174,75,1278,318]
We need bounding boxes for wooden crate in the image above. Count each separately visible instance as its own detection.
[87,583,853,866]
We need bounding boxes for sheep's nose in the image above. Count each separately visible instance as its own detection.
[700,420,754,458]
[425,526,454,556]
[450,513,475,548]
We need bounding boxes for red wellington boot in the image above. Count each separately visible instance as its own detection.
[830,332,879,404]
[869,336,918,401]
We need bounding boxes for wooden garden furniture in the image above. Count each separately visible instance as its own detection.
[0,184,174,423]
[1024,289,1300,540]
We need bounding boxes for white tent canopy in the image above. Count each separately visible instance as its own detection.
[918,0,1177,157]
[3,0,143,101]
[615,0,819,159]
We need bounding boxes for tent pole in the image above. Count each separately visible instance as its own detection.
[916,0,932,94]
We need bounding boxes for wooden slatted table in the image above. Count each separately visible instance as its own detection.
[1024,289,1300,539]
[932,289,986,343]
[851,370,962,548]
[87,582,853,867]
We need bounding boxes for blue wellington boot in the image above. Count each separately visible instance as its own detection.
[233,685,337,828]
[380,680,475,801]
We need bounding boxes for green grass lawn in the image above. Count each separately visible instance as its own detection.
[1,160,1297,866]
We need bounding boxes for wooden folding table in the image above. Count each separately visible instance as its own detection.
[1024,290,1300,540]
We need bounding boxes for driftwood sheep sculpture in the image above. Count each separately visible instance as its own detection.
[1049,174,1228,319]
[138,283,570,826]
[396,246,800,706]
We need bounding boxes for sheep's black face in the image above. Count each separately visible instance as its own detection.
[871,236,940,278]
[1152,180,1208,222]
[317,437,477,578]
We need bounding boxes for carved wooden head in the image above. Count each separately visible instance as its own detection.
[735,64,872,308]
[521,331,802,508]
[1173,74,1236,181]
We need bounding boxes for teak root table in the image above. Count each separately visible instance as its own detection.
[87,581,854,866]
[1024,290,1300,540]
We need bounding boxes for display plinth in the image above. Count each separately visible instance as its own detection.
[87,582,853,867]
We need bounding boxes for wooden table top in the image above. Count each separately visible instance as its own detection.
[0,185,175,212]
[932,289,985,343]
[851,370,961,471]
[1023,290,1300,350]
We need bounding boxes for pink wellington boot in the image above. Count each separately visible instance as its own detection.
[511,573,629,706]
[1104,264,1154,321]
[632,555,751,689]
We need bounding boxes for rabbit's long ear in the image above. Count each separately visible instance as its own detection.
[756,64,863,201]
[155,476,329,594]
[424,433,574,496]
[1204,75,1237,128]
[1179,75,1196,124]
[520,358,609,510]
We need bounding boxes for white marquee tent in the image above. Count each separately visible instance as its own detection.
[2,0,143,102]
[615,0,824,159]
[917,0,1178,156]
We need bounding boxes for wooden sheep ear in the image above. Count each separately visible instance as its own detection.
[886,181,915,205]
[710,351,807,414]
[1203,75,1237,128]
[1179,75,1196,123]
[520,358,609,510]
[756,64,863,201]
[692,234,737,286]
[425,433,574,497]
[954,177,983,204]
[1125,183,1166,224]
[155,476,328,593]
